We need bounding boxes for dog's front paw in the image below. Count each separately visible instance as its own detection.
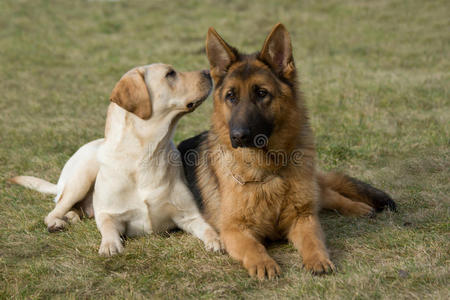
[303,254,335,275]
[45,215,68,232]
[99,238,124,256]
[244,254,281,280]
[203,228,223,252]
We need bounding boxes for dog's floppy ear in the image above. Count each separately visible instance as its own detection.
[206,27,237,79]
[110,69,152,120]
[259,23,295,79]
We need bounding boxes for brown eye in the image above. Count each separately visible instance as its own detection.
[225,89,237,104]
[256,88,268,99]
[166,69,176,78]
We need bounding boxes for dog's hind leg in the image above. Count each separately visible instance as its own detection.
[63,210,82,224]
[317,171,397,213]
[47,183,96,231]
[45,174,96,232]
[46,164,98,232]
[320,187,375,217]
[45,140,101,232]
[61,187,95,225]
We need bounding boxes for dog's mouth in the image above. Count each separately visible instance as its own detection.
[185,74,212,112]
[186,92,210,112]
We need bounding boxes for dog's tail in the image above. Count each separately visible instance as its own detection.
[319,172,397,212]
[9,176,58,195]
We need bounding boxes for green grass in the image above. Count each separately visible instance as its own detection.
[1,0,449,298]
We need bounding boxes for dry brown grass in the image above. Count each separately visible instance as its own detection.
[1,0,448,298]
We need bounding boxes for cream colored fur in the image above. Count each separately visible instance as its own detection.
[11,63,221,256]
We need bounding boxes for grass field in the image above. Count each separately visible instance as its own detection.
[1,0,449,298]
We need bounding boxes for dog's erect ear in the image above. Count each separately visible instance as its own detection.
[110,69,152,120]
[259,23,295,79]
[206,27,237,79]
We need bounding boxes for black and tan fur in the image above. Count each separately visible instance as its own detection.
[179,23,396,279]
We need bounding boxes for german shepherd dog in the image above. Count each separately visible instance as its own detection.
[178,23,396,279]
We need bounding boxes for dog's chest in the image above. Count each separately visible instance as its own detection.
[131,170,177,233]
[97,167,177,237]
[231,176,290,238]
[96,136,181,237]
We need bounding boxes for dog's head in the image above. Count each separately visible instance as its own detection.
[110,64,212,120]
[206,23,299,149]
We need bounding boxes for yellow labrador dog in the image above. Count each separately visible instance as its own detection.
[11,63,222,256]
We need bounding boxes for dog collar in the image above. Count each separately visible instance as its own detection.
[219,146,277,185]
[229,171,276,185]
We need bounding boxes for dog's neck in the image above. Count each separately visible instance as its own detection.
[104,103,182,159]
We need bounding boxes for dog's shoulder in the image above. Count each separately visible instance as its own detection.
[178,131,209,156]
[178,131,210,208]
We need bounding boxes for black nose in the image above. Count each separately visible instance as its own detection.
[230,128,250,148]
[201,70,212,88]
